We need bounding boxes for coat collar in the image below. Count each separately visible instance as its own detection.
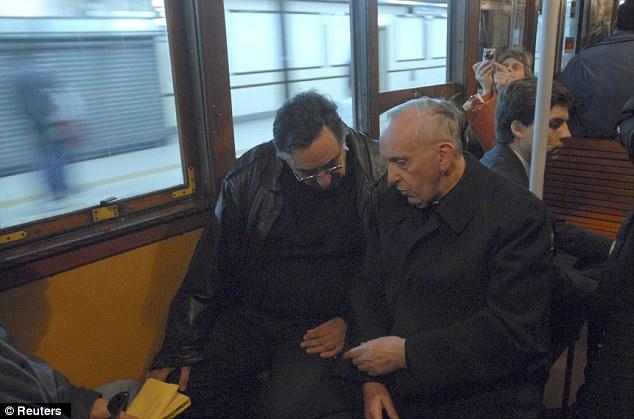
[385,154,487,236]
[435,153,486,235]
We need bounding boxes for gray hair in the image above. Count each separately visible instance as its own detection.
[387,97,464,154]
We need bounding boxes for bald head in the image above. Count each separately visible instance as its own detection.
[385,97,464,153]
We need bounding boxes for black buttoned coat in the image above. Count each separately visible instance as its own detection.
[352,155,554,417]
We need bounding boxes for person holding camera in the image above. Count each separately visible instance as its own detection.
[463,46,533,156]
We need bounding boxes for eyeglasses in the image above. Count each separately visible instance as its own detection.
[292,163,345,184]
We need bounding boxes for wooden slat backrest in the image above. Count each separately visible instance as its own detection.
[543,137,634,239]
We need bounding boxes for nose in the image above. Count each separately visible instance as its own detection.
[561,122,571,140]
[316,172,332,189]
[386,165,401,187]
[552,123,571,150]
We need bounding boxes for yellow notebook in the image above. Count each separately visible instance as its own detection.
[126,378,191,419]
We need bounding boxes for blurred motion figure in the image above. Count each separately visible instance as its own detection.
[15,69,83,200]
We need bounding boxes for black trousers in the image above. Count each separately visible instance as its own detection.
[393,380,543,419]
[176,308,362,419]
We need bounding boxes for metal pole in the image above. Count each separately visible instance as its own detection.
[529,0,561,198]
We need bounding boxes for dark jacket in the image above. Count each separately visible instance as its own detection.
[0,324,100,419]
[574,208,634,418]
[352,155,553,415]
[557,31,634,139]
[152,128,385,368]
[481,143,612,265]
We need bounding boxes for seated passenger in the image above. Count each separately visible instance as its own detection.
[344,97,553,418]
[463,46,533,155]
[149,91,385,418]
[482,77,612,267]
[482,78,613,357]
[572,97,634,419]
[0,323,137,419]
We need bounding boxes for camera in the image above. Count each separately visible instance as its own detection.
[482,48,496,61]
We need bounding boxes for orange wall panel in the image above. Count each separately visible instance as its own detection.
[0,228,202,389]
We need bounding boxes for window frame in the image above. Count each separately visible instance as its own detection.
[352,0,478,138]
[0,0,234,291]
[1,0,476,291]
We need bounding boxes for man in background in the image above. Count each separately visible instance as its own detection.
[558,0,634,138]
[483,78,612,265]
[482,78,613,361]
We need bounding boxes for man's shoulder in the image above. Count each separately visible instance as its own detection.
[346,128,380,156]
[225,141,277,180]
[346,128,385,179]
[470,157,542,218]
[481,146,527,185]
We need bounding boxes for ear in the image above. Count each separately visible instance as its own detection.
[510,120,528,139]
[438,142,457,171]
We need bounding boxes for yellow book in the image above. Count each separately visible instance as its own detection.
[126,378,191,419]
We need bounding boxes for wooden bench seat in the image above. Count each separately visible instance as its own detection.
[544,137,634,239]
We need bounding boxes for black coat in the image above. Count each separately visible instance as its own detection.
[481,143,612,265]
[557,31,634,139]
[575,208,634,418]
[352,155,553,416]
[152,128,386,368]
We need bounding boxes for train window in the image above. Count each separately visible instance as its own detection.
[0,2,184,229]
[225,0,353,156]
[1,1,218,287]
[377,1,448,92]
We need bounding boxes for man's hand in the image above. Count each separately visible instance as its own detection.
[343,336,406,376]
[90,398,138,419]
[148,366,191,392]
[472,60,495,97]
[363,382,399,419]
[300,317,346,358]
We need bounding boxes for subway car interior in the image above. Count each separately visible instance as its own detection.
[1,0,633,417]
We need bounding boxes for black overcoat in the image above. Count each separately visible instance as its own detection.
[352,155,554,416]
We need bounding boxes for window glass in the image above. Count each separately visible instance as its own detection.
[378,1,448,92]
[0,0,184,229]
[479,0,530,54]
[225,0,353,156]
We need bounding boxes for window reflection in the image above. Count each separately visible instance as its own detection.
[0,0,183,229]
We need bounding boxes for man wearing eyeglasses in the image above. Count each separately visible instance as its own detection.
[149,91,385,418]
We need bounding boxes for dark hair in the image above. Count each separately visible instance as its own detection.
[497,46,534,77]
[616,0,634,31]
[495,78,573,144]
[273,91,344,155]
